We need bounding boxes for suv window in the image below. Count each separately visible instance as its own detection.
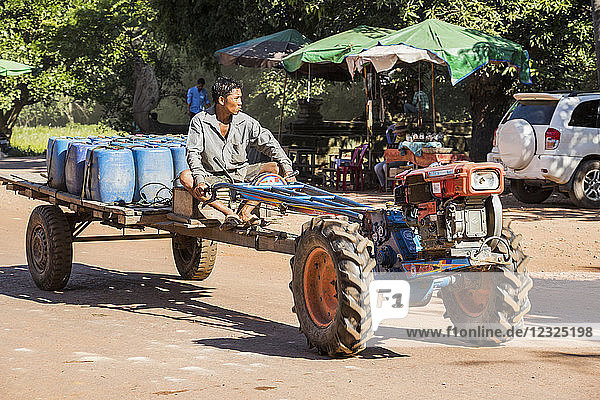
[503,100,558,125]
[568,100,599,128]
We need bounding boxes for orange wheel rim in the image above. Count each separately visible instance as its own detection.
[453,274,493,318]
[303,247,337,327]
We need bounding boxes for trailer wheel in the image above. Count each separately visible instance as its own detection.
[25,205,73,291]
[440,221,532,345]
[290,217,375,357]
[172,234,217,280]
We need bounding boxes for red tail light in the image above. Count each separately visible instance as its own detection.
[493,128,498,147]
[545,128,561,150]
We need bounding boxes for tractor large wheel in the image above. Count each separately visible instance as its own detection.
[25,205,73,291]
[290,217,375,357]
[172,234,217,280]
[440,221,532,345]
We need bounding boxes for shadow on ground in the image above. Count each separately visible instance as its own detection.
[502,193,600,223]
[0,263,404,360]
[0,156,46,173]
[527,277,600,324]
[352,276,600,348]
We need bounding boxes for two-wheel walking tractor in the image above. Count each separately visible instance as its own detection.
[0,161,532,357]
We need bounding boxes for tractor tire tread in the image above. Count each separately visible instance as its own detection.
[291,216,374,357]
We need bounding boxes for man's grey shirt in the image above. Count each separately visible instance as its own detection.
[186,106,293,185]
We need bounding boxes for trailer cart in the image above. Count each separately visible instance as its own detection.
[0,163,532,357]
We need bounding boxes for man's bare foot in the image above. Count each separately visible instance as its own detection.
[240,213,262,226]
[220,214,244,231]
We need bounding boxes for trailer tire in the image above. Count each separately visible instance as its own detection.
[25,205,73,291]
[440,222,532,345]
[172,234,217,281]
[290,217,375,357]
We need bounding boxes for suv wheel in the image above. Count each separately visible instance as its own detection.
[569,160,600,209]
[510,180,553,204]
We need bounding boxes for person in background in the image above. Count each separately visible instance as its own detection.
[187,78,210,117]
[374,123,408,190]
[403,84,429,114]
[374,160,405,190]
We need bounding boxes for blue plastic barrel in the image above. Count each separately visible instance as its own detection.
[85,147,135,204]
[65,141,97,195]
[131,146,173,202]
[109,140,135,148]
[90,137,112,145]
[168,144,188,187]
[46,137,73,191]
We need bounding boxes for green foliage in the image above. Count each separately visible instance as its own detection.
[2,0,596,141]
[155,0,594,92]
[232,67,366,131]
[149,0,595,153]
[290,0,595,91]
[16,96,100,127]
[250,70,328,117]
[9,123,124,155]
[0,0,184,134]
[0,0,76,134]
[51,0,183,129]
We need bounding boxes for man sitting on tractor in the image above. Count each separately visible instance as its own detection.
[179,76,296,228]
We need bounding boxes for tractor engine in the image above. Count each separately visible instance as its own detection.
[394,162,504,258]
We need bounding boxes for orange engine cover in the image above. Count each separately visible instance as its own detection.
[396,161,504,198]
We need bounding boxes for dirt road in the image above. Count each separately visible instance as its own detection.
[0,157,599,399]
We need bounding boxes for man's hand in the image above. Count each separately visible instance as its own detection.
[193,182,209,200]
[285,175,297,183]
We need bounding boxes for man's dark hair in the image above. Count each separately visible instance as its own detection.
[212,76,242,103]
[197,77,205,85]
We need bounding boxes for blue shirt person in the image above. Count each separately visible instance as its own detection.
[403,84,429,114]
[187,78,210,116]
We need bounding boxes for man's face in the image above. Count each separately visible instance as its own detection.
[219,88,242,115]
[197,83,203,89]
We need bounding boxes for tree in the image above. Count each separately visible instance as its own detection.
[0,0,75,140]
[285,0,595,159]
[156,0,595,159]
[51,0,186,132]
[592,0,600,88]
[0,0,186,139]
[3,0,595,153]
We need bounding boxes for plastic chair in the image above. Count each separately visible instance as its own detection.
[336,144,369,191]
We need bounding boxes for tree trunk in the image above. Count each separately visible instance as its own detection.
[0,110,13,142]
[468,69,513,161]
[0,84,33,143]
[132,60,188,134]
[133,60,160,132]
[592,0,600,88]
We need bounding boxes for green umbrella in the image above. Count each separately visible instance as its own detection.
[0,59,37,76]
[378,19,531,85]
[282,25,397,80]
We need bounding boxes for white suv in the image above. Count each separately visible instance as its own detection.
[487,92,600,208]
